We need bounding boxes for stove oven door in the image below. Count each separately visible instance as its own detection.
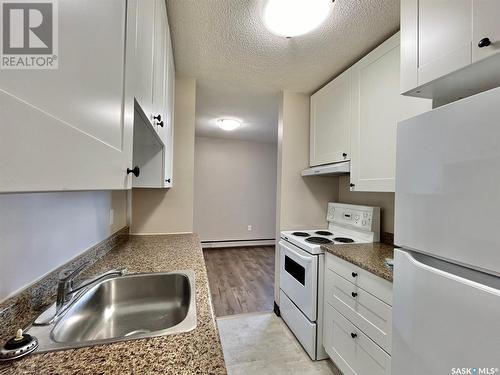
[279,240,318,321]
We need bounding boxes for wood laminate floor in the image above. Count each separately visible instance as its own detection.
[203,246,275,317]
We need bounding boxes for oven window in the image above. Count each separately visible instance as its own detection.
[284,256,305,285]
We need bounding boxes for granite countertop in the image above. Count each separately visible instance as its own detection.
[0,234,227,375]
[321,242,395,282]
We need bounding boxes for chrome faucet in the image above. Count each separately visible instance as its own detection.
[56,262,127,314]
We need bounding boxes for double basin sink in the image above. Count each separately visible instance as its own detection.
[27,270,197,352]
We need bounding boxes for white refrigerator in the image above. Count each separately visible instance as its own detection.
[393,86,500,375]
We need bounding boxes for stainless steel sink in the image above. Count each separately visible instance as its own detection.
[27,270,196,352]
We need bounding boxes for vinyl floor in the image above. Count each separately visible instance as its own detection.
[203,246,275,317]
[217,312,341,375]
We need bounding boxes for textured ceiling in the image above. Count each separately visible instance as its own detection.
[166,0,400,143]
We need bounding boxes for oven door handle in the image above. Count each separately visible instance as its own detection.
[287,250,313,263]
[282,247,314,266]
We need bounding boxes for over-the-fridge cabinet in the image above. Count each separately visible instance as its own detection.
[401,0,500,101]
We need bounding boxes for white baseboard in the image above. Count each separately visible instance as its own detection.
[129,231,193,236]
[202,239,275,248]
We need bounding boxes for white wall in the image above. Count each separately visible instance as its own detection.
[276,91,339,234]
[194,136,277,242]
[131,76,196,234]
[275,90,340,304]
[337,175,395,234]
[0,190,127,302]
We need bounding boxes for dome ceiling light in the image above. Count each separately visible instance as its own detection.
[263,0,333,38]
[217,119,241,131]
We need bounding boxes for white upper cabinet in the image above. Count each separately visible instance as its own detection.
[310,69,352,167]
[350,33,431,192]
[132,0,175,188]
[0,0,134,192]
[134,0,155,123]
[401,0,500,101]
[163,22,176,188]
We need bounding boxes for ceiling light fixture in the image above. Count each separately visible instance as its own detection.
[217,119,241,131]
[263,0,332,38]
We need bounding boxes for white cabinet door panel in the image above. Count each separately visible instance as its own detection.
[135,0,155,123]
[472,0,500,63]
[0,0,132,192]
[417,0,472,86]
[351,33,431,192]
[152,0,166,137]
[310,69,351,166]
[163,26,175,187]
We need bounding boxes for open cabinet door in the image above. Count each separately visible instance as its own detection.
[0,0,134,192]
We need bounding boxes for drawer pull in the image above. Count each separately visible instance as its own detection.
[351,292,358,298]
[351,332,358,339]
[351,272,358,278]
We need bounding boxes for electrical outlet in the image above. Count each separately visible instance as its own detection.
[109,209,114,226]
[247,225,252,231]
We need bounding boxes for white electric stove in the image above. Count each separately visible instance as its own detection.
[278,203,380,360]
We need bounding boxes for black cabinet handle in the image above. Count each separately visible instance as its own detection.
[342,152,347,158]
[165,178,171,183]
[158,121,164,128]
[478,37,491,48]
[153,114,162,121]
[350,183,355,188]
[127,166,140,177]
[352,272,358,278]
[351,333,357,339]
[351,292,358,298]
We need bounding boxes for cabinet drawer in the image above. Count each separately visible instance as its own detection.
[325,268,392,353]
[323,303,391,375]
[326,253,393,305]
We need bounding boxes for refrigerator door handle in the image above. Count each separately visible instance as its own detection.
[401,250,500,295]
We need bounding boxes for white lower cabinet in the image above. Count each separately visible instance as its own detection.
[324,304,391,375]
[325,269,392,353]
[323,253,392,374]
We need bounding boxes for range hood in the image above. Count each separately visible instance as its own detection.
[301,161,350,176]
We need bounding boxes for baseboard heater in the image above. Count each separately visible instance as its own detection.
[201,238,275,248]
